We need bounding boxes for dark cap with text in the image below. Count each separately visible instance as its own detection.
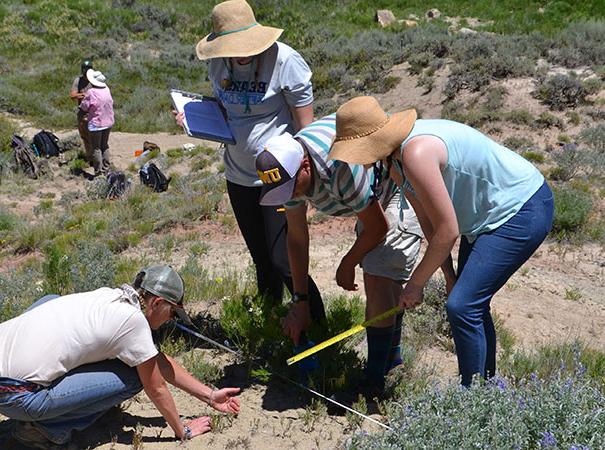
[256,134,304,206]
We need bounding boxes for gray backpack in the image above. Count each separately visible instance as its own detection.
[12,135,38,179]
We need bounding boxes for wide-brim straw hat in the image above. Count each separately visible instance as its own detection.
[329,96,417,165]
[196,0,283,60]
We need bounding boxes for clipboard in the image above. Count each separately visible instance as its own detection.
[170,89,236,145]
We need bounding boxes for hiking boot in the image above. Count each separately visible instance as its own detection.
[11,421,70,450]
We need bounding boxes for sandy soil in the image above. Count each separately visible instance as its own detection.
[1,64,605,449]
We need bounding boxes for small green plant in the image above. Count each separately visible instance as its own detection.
[299,398,327,432]
[505,109,535,126]
[549,143,586,181]
[159,336,187,357]
[182,349,223,384]
[566,111,581,126]
[551,185,593,239]
[535,111,564,129]
[521,150,545,163]
[345,395,368,431]
[564,287,583,301]
[503,136,534,152]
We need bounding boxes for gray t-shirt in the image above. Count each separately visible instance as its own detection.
[208,42,313,186]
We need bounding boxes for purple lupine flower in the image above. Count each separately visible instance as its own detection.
[569,446,590,450]
[539,431,557,448]
[577,362,587,377]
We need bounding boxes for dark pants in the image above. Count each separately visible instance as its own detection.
[77,111,92,164]
[447,181,554,386]
[227,181,325,321]
[89,127,111,175]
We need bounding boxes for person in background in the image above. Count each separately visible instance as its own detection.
[329,96,553,387]
[0,265,240,449]
[80,69,114,176]
[177,0,325,326]
[69,60,93,165]
[256,115,423,395]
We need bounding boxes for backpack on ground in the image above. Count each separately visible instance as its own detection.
[11,134,38,179]
[106,171,131,200]
[32,130,61,158]
[139,162,170,192]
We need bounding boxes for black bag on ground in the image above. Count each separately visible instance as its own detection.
[11,134,38,179]
[106,171,131,200]
[32,130,61,158]
[139,162,170,192]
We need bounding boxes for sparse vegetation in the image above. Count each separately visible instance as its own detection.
[0,1,604,448]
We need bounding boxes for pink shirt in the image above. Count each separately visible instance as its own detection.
[80,86,114,130]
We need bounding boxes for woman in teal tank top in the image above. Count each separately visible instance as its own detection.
[330,96,554,386]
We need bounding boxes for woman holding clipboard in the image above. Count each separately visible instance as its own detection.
[177,0,325,327]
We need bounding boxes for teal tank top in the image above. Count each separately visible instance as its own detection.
[400,119,544,241]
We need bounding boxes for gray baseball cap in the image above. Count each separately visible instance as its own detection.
[139,265,192,325]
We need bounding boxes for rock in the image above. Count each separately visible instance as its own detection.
[458,27,477,35]
[376,9,396,27]
[426,8,441,19]
[398,19,418,28]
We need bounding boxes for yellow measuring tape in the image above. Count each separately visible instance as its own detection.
[287,305,402,366]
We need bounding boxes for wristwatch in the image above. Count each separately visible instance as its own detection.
[182,425,193,441]
[292,293,308,304]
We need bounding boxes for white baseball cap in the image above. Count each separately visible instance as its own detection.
[256,133,304,206]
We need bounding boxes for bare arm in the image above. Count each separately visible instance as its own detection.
[289,103,314,132]
[283,204,312,344]
[137,356,189,439]
[405,191,457,292]
[157,353,240,415]
[399,137,459,307]
[336,199,389,291]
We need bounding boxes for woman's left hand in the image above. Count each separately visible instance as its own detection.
[399,282,424,310]
[209,388,241,415]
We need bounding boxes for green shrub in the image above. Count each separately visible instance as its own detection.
[403,279,451,351]
[42,240,116,295]
[578,124,605,177]
[548,21,605,68]
[535,111,564,129]
[549,143,586,181]
[503,136,534,152]
[535,74,587,110]
[521,151,545,163]
[0,265,45,322]
[350,367,605,449]
[182,349,223,384]
[0,115,17,153]
[505,109,534,126]
[499,341,605,388]
[551,185,593,238]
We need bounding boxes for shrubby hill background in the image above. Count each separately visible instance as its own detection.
[1,1,605,449]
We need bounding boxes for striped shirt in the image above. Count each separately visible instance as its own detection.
[286,114,395,216]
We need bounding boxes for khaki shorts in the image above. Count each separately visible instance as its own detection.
[358,191,422,282]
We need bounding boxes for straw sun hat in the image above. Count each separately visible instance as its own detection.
[329,96,417,165]
[196,0,283,60]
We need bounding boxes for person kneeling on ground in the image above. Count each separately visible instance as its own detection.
[255,115,425,396]
[0,265,240,449]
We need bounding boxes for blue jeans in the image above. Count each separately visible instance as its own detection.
[446,182,554,386]
[0,296,143,444]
